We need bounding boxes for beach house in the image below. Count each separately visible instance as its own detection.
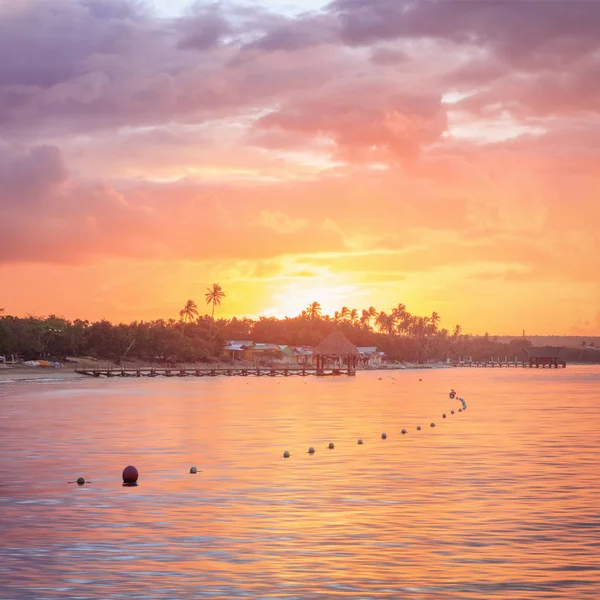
[223,340,252,361]
[277,345,300,365]
[293,346,314,366]
[243,343,283,364]
[356,346,385,367]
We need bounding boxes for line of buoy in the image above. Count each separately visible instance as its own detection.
[276,389,466,460]
[72,390,467,476]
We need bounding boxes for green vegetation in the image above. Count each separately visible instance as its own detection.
[1,297,598,364]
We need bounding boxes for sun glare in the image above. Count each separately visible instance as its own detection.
[266,282,370,319]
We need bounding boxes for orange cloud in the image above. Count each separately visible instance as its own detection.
[1,0,599,334]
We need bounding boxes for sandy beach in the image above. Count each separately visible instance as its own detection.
[0,364,446,383]
[0,365,87,382]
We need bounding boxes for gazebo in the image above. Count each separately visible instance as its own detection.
[314,330,360,375]
[524,346,566,368]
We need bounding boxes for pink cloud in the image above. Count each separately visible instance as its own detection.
[0,0,598,328]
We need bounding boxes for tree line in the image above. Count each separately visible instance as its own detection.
[1,294,598,364]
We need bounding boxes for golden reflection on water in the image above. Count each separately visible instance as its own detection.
[1,367,600,598]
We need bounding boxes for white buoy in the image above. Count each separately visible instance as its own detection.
[430,422,436,428]
[381,432,387,439]
[190,466,197,474]
[417,426,421,431]
[459,408,462,412]
[328,442,335,449]
[401,429,407,435]
[451,410,455,415]
[283,451,290,458]
[358,439,363,445]
[308,447,315,454]
[443,413,447,418]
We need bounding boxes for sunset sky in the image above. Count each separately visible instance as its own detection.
[1,0,599,335]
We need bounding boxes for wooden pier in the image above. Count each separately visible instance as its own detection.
[453,360,566,368]
[75,366,356,378]
[454,348,567,369]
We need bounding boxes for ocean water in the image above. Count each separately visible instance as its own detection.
[1,367,599,599]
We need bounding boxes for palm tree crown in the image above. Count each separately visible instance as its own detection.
[179,300,198,324]
[205,283,226,319]
[375,311,396,336]
[307,302,322,320]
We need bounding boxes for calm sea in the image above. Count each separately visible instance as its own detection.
[1,367,599,599]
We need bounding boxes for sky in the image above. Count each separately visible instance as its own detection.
[1,0,599,335]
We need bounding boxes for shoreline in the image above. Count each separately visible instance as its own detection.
[0,366,88,383]
[0,362,449,383]
[1,362,593,384]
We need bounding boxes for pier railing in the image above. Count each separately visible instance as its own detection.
[452,360,566,368]
[74,365,356,378]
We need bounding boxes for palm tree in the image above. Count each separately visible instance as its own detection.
[392,303,406,321]
[396,309,412,336]
[340,306,349,322]
[334,311,341,323]
[306,301,321,334]
[205,283,226,320]
[179,300,198,324]
[349,308,359,325]
[430,311,440,334]
[375,311,395,336]
[453,324,462,337]
[360,309,371,329]
[412,316,432,363]
[306,302,322,320]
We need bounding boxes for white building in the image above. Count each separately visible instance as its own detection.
[223,340,252,361]
[356,346,385,367]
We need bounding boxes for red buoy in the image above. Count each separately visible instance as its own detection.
[122,465,139,484]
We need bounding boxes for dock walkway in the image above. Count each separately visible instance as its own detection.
[453,361,566,368]
[75,366,356,378]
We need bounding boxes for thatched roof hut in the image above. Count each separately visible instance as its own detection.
[524,346,566,367]
[314,330,360,357]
